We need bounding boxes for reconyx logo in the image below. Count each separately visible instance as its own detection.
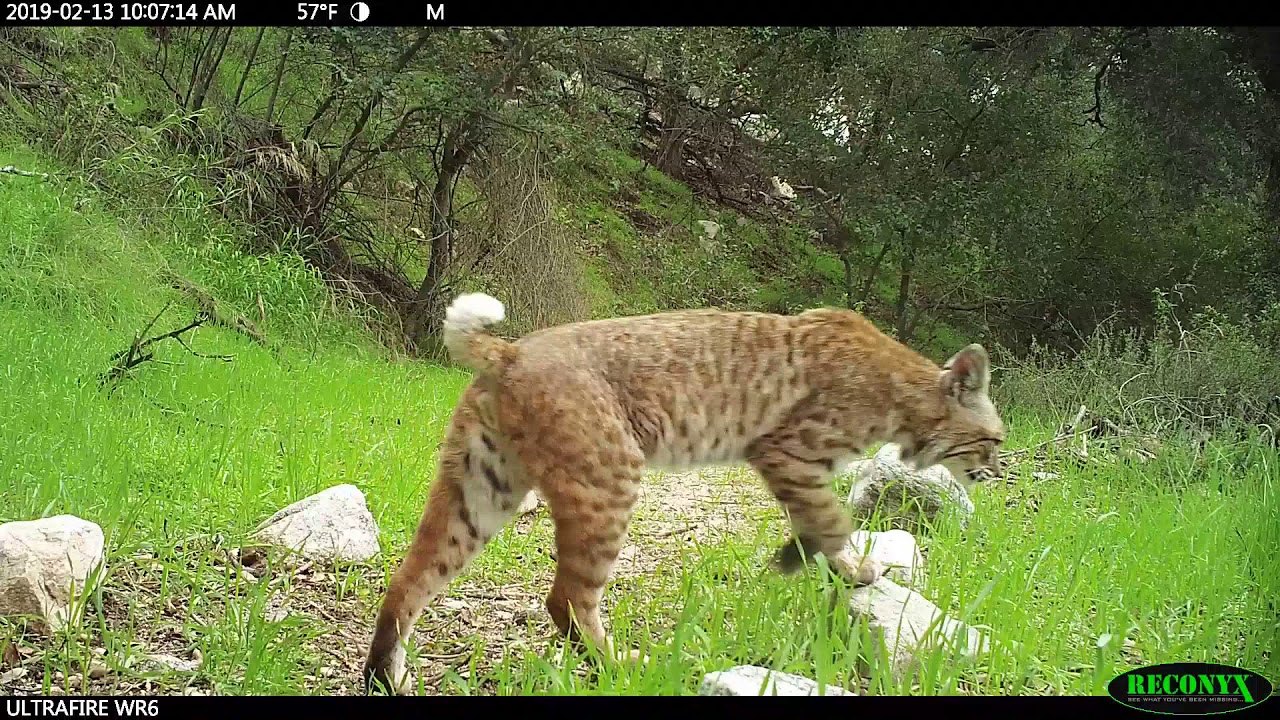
[1107,663,1274,715]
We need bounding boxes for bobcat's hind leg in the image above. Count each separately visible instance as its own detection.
[363,407,528,695]
[501,382,649,666]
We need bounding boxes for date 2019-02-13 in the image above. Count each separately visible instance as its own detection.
[4,2,236,22]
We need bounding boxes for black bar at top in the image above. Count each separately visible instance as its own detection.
[2,4,1265,27]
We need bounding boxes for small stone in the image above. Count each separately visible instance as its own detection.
[2,643,19,668]
[182,687,206,696]
[252,485,381,563]
[768,176,796,200]
[844,444,975,531]
[516,491,540,515]
[842,530,926,586]
[1032,472,1059,480]
[511,602,544,626]
[849,578,994,680]
[237,548,264,568]
[696,219,722,241]
[144,653,201,673]
[699,665,853,696]
[87,661,108,679]
[0,515,107,630]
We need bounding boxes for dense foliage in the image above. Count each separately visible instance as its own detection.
[2,26,1277,396]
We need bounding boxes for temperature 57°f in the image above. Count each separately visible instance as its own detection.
[298,3,339,20]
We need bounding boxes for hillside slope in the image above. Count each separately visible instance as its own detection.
[2,144,1277,695]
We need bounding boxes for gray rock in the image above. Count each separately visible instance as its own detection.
[0,515,106,630]
[699,665,853,696]
[253,484,380,563]
[848,578,992,680]
[844,444,974,530]
[843,529,926,587]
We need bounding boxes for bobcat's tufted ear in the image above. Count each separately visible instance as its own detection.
[940,344,991,399]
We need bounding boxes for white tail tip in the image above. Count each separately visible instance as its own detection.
[444,293,505,333]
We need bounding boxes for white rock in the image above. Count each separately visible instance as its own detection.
[699,665,853,696]
[843,530,925,586]
[252,485,380,563]
[844,444,974,529]
[144,653,201,673]
[849,578,992,680]
[0,515,106,631]
[769,176,796,200]
[696,219,722,241]
[516,491,540,515]
[562,71,584,97]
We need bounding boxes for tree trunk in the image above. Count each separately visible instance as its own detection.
[858,241,893,308]
[264,28,293,124]
[653,90,688,175]
[303,67,345,140]
[402,30,539,351]
[408,128,471,349]
[190,27,231,113]
[327,28,436,189]
[842,249,855,309]
[183,29,217,109]
[233,27,265,107]
[895,232,918,342]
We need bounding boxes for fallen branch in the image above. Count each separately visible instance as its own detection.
[98,302,234,390]
[0,164,49,181]
[167,273,267,347]
[1001,404,1099,461]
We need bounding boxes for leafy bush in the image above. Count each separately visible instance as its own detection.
[995,291,1280,433]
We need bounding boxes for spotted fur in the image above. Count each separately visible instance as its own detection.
[363,293,1006,694]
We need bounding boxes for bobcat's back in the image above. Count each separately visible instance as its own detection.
[504,306,950,472]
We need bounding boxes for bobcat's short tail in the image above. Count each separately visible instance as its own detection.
[443,293,517,378]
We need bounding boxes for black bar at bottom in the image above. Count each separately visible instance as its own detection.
[7,694,1262,718]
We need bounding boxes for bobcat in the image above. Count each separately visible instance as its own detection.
[363,293,1005,694]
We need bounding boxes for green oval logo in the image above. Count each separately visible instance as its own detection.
[1107,663,1274,715]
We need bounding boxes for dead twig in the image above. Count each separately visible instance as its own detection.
[166,273,268,347]
[1002,404,1100,460]
[0,164,50,181]
[98,300,236,390]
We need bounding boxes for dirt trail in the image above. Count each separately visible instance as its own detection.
[0,466,782,696]
[363,465,780,695]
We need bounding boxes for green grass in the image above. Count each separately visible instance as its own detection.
[1,145,1276,696]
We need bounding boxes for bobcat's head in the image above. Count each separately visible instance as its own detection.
[898,343,1006,489]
